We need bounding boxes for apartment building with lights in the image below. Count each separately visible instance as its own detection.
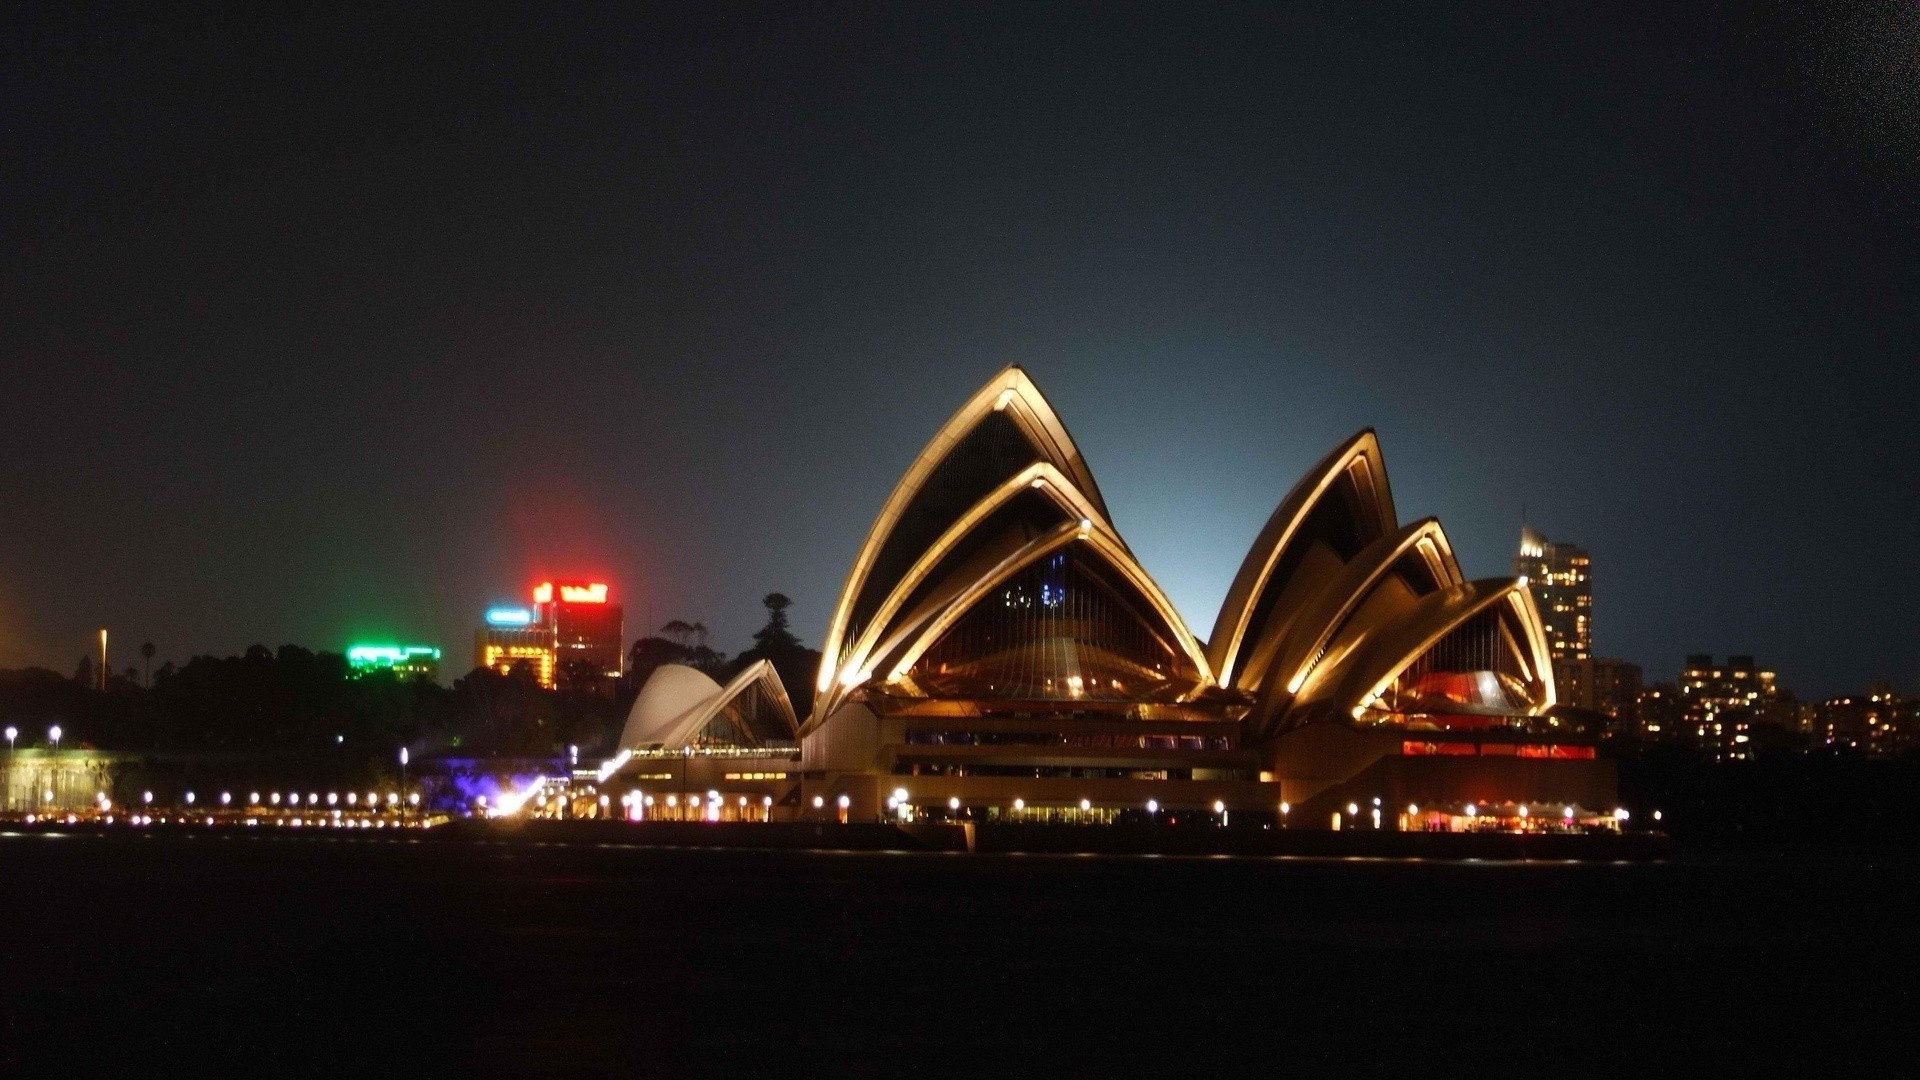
[1677,653,1784,759]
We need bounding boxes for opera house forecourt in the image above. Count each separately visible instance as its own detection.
[599,367,1618,833]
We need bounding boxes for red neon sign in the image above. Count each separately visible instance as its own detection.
[532,581,609,605]
[558,583,608,604]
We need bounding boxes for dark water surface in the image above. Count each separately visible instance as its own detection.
[2,832,1911,1077]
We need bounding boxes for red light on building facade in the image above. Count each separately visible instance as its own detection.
[530,581,608,604]
[1401,740,1477,756]
[1400,740,1596,760]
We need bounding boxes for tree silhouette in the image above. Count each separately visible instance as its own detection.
[74,654,94,689]
[752,593,798,652]
[733,592,818,713]
[660,620,695,647]
[141,641,156,686]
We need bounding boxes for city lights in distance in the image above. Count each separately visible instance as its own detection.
[485,608,534,626]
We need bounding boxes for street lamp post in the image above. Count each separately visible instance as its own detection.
[45,726,63,812]
[399,746,410,824]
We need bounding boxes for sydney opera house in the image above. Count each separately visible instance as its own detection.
[602,367,1615,830]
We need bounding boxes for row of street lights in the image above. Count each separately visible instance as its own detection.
[815,791,1293,824]
[609,789,777,822]
[121,789,423,809]
[4,725,61,751]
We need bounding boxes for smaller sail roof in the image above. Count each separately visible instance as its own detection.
[619,661,800,751]
[1290,578,1556,725]
[1240,517,1464,736]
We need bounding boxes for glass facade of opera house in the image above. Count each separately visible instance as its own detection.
[592,368,1618,831]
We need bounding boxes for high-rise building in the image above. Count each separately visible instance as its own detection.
[1515,525,1597,717]
[1514,526,1591,664]
[475,606,556,688]
[1678,654,1781,759]
[1637,682,1681,740]
[473,582,624,690]
[540,581,625,688]
[1557,656,1642,725]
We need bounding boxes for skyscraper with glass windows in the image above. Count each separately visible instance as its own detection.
[1514,526,1591,665]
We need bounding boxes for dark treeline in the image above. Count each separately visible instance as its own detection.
[0,594,821,772]
[0,646,612,764]
[628,593,819,714]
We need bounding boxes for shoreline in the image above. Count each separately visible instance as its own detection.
[2,816,1673,861]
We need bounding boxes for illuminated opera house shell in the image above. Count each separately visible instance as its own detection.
[617,660,799,752]
[797,366,1587,819]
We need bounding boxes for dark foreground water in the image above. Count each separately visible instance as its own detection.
[2,832,1913,1077]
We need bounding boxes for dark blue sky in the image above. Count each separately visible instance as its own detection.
[3,3,1915,696]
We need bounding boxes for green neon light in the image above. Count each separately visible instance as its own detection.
[347,644,442,667]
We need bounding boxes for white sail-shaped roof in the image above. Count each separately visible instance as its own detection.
[619,661,800,751]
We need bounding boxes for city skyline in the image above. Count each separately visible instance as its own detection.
[6,8,1917,1076]
[4,4,1916,697]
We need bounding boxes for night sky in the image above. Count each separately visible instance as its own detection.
[3,3,1915,697]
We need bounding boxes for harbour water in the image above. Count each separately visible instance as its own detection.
[2,830,1910,1076]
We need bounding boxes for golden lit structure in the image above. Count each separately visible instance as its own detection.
[595,366,1609,827]
[476,633,557,688]
[814,367,1119,708]
[1207,429,1397,693]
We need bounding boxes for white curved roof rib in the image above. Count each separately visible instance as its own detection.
[1287,578,1557,729]
[619,661,800,751]
[1207,430,1398,692]
[814,366,1111,710]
